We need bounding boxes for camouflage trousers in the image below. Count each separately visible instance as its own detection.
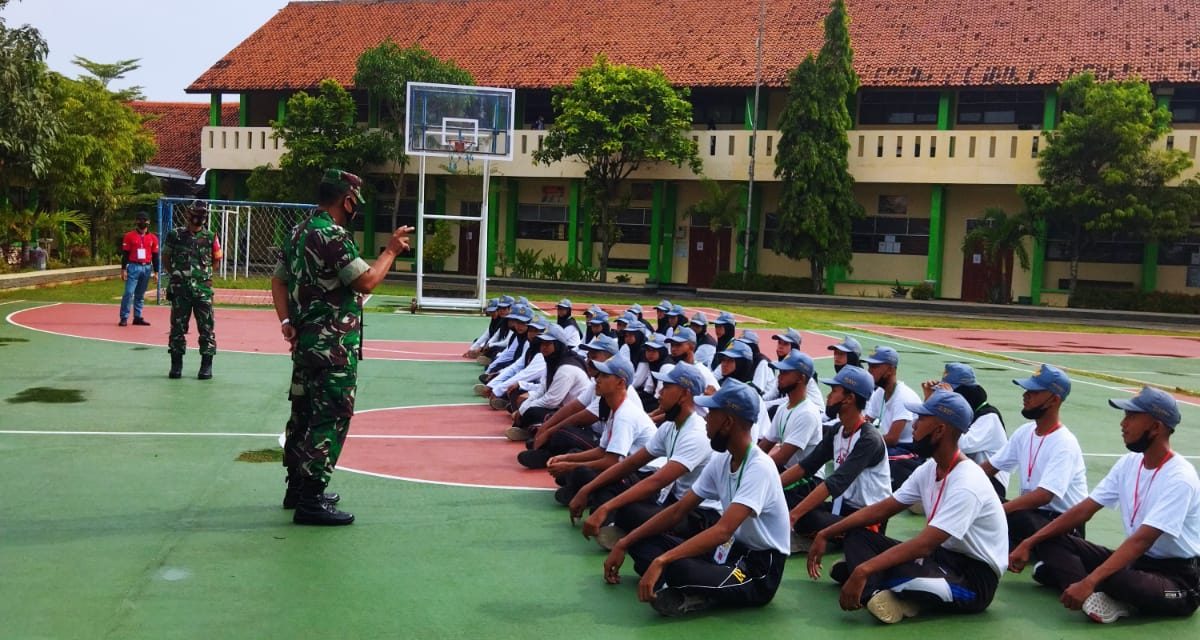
[168,292,216,356]
[282,364,358,487]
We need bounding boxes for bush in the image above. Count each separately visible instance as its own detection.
[511,248,542,279]
[910,281,935,300]
[1069,286,1200,314]
[422,221,455,272]
[711,272,816,294]
[560,260,599,283]
[615,274,632,284]
[538,255,561,280]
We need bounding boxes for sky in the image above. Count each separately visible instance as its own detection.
[3,0,299,102]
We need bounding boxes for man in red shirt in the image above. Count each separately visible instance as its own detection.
[119,212,159,326]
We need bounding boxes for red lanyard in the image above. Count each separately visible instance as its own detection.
[836,420,865,465]
[927,454,965,522]
[1026,423,1062,482]
[1130,451,1174,527]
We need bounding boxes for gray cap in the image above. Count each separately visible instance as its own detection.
[484,298,499,313]
[718,341,753,361]
[497,295,515,308]
[1109,386,1181,430]
[771,351,815,378]
[556,298,573,309]
[941,363,976,389]
[508,304,532,323]
[588,312,610,325]
[689,311,708,326]
[667,304,686,317]
[905,389,974,433]
[528,315,549,332]
[537,324,570,344]
[772,328,803,347]
[628,303,643,314]
[713,311,736,326]
[646,333,669,349]
[863,346,900,367]
[828,335,862,356]
[581,334,620,356]
[1013,363,1071,400]
[593,355,635,385]
[655,299,673,312]
[736,329,760,346]
[666,327,698,345]
[823,365,875,400]
[652,362,707,396]
[695,379,761,425]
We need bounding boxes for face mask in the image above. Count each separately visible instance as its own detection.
[1125,431,1154,453]
[1021,401,1051,420]
[663,402,683,424]
[778,382,798,395]
[911,430,937,458]
[345,198,359,223]
[137,221,149,230]
[874,373,892,390]
[833,363,845,373]
[189,216,206,227]
[825,402,841,420]
[709,430,731,453]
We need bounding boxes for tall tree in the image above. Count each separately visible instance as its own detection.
[247,78,385,205]
[1020,72,1200,294]
[533,54,700,281]
[72,55,144,101]
[0,0,62,202]
[354,41,473,218]
[773,0,863,292]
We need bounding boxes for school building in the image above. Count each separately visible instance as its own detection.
[185,0,1200,304]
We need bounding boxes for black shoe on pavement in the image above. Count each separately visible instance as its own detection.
[197,355,213,380]
[132,317,150,326]
[517,449,551,469]
[118,319,128,326]
[292,482,354,526]
[169,354,183,379]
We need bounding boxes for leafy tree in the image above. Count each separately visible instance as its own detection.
[683,178,746,278]
[961,207,1033,304]
[1020,72,1200,294]
[0,0,62,201]
[773,0,863,292]
[533,55,700,282]
[354,41,473,216]
[247,78,385,206]
[72,55,144,101]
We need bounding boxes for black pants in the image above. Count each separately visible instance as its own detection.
[842,528,1000,613]
[1032,534,1200,617]
[636,388,659,413]
[629,535,787,609]
[613,496,722,538]
[517,406,554,430]
[527,424,600,456]
[557,467,649,507]
[794,502,887,537]
[1007,508,1083,550]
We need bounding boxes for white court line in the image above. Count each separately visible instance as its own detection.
[339,466,552,492]
[826,328,1200,409]
[0,299,27,307]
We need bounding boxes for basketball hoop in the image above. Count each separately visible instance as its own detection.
[452,139,466,153]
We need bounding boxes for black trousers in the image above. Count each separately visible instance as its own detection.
[842,528,1000,613]
[793,502,887,537]
[517,406,554,430]
[557,467,650,507]
[629,535,787,609]
[527,424,600,456]
[613,496,722,538]
[1032,534,1200,617]
[1007,508,1083,550]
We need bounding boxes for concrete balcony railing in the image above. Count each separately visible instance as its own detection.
[200,126,1200,185]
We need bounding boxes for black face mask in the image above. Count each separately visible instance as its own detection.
[345,199,359,223]
[825,402,841,420]
[1125,431,1155,453]
[663,400,683,424]
[833,363,845,374]
[136,221,149,230]
[875,373,893,390]
[709,430,731,453]
[911,430,937,458]
[1021,401,1052,420]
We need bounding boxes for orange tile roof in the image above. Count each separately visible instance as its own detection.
[188,0,1200,93]
[129,101,238,178]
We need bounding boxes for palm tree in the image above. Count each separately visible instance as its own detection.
[684,178,746,280]
[962,207,1033,304]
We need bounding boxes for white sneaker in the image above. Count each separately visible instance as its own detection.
[1083,592,1133,624]
[505,426,530,442]
[908,502,925,516]
[595,524,626,551]
[472,383,490,397]
[866,590,920,624]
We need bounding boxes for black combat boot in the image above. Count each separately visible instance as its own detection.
[282,472,340,509]
[169,354,183,379]
[293,480,354,526]
[197,355,213,380]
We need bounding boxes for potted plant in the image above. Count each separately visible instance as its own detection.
[890,280,910,299]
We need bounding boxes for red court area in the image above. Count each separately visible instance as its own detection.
[339,404,555,490]
[859,325,1200,358]
[7,303,466,361]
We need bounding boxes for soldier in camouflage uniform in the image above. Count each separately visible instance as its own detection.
[270,169,413,526]
[162,202,223,380]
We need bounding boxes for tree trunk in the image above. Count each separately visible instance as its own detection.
[599,245,609,283]
[811,260,825,294]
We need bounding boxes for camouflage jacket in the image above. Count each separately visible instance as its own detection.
[164,227,222,297]
[274,210,370,369]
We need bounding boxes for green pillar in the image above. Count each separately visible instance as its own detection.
[487,181,501,275]
[363,193,376,257]
[567,180,581,264]
[238,94,248,127]
[505,178,518,265]
[1043,89,1058,130]
[926,184,946,297]
[734,184,762,275]
[208,169,220,200]
[1030,220,1047,305]
[1142,241,1159,293]
[581,193,594,267]
[276,95,287,124]
[649,181,665,282]
[209,93,221,126]
[661,183,678,283]
[937,91,954,130]
[825,264,847,294]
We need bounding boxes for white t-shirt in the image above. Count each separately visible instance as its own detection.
[894,458,1009,577]
[959,412,1010,489]
[987,422,1088,514]
[763,397,823,468]
[830,426,892,514]
[688,361,723,419]
[644,413,720,510]
[599,394,663,473]
[691,447,791,554]
[866,381,920,444]
[1090,452,1200,559]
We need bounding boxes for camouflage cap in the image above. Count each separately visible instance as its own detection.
[321,169,365,205]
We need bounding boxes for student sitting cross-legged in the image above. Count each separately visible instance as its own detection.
[806,390,1009,624]
[602,379,790,617]
[1009,387,1200,624]
[574,363,722,551]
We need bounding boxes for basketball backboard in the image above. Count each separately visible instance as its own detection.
[405,82,515,161]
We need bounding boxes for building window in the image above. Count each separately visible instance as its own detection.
[1155,236,1200,266]
[858,90,940,126]
[373,198,433,234]
[957,89,1044,127]
[691,88,745,127]
[1045,223,1143,264]
[851,216,930,255]
[762,212,779,248]
[1170,88,1200,124]
[593,208,653,245]
[517,203,568,240]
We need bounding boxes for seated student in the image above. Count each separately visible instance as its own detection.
[483,315,548,411]
[636,333,673,411]
[664,328,720,395]
[515,334,620,466]
[734,330,775,394]
[711,311,736,367]
[783,366,892,552]
[548,355,662,505]
[555,298,583,348]
[653,299,672,335]
[764,328,823,410]
[575,363,721,549]
[627,302,645,323]
[463,297,500,359]
[603,379,790,617]
[482,304,532,378]
[920,363,1009,500]
[665,304,687,338]
[827,335,863,374]
[622,320,651,392]
[759,351,824,506]
[507,324,591,440]
[689,312,717,368]
[478,295,515,365]
[712,340,772,441]
[807,390,1008,624]
[577,311,612,358]
[1010,387,1200,624]
[980,364,1088,549]
[861,346,922,489]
